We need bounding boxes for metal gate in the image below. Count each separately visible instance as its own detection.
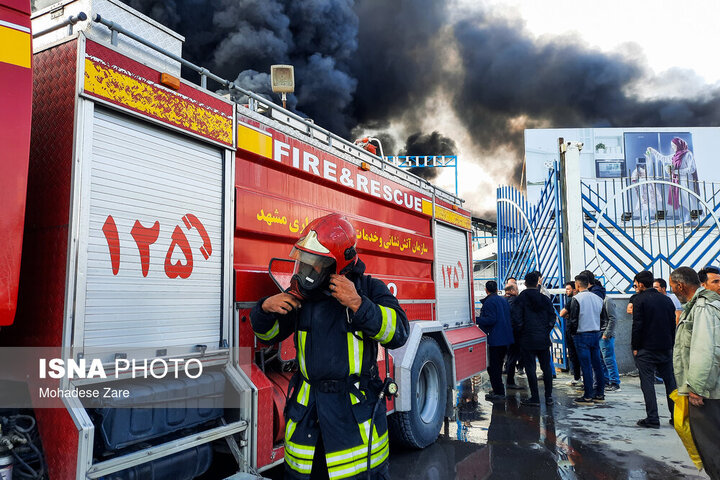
[582,177,720,293]
[498,154,720,370]
[497,162,567,367]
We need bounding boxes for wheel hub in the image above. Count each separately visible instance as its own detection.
[416,360,440,424]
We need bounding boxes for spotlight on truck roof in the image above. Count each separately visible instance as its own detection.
[271,64,294,109]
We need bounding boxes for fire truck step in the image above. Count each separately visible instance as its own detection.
[97,444,212,480]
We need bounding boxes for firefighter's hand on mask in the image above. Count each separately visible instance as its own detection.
[329,274,362,312]
[262,293,301,315]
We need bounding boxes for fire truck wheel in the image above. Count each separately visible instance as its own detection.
[389,336,446,449]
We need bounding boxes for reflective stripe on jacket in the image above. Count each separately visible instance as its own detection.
[251,259,408,478]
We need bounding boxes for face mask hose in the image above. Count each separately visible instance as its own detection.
[366,348,397,479]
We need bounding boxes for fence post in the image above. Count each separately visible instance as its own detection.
[559,139,585,279]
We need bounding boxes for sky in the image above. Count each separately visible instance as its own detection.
[483,0,720,85]
[436,0,720,218]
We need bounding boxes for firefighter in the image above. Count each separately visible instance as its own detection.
[251,213,409,479]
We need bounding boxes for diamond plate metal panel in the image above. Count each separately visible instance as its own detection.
[400,302,434,321]
[4,39,78,350]
[32,0,182,75]
[86,0,182,75]
[2,38,80,480]
[24,40,77,231]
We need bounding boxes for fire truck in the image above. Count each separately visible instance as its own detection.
[0,1,486,478]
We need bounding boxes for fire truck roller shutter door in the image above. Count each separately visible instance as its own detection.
[434,223,472,327]
[82,107,224,361]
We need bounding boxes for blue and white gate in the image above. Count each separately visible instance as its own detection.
[497,162,567,367]
[497,139,720,370]
[581,178,720,293]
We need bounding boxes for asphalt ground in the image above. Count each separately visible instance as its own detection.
[256,372,710,479]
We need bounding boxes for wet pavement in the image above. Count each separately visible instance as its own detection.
[262,373,709,479]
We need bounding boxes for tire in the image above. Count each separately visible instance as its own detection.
[389,336,447,449]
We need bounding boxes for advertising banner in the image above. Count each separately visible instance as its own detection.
[525,127,720,223]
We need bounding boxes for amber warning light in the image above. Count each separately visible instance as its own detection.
[160,73,181,90]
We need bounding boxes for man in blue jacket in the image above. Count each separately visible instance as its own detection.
[477,280,514,401]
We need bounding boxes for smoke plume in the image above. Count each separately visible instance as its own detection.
[94,1,720,217]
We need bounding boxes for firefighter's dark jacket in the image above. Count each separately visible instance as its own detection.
[250,259,409,479]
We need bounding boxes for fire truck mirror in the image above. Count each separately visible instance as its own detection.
[268,257,295,293]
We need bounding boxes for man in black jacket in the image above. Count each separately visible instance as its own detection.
[631,270,677,428]
[511,271,557,406]
[503,282,524,387]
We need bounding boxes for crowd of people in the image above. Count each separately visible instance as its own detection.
[476,266,720,480]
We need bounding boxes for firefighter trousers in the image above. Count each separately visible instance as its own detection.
[283,376,391,480]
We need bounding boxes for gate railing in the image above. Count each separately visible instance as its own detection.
[581,176,720,293]
[497,163,566,367]
[497,163,563,289]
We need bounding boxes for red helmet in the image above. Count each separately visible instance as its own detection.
[290,213,358,279]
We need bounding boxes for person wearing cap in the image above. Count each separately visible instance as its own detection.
[251,213,409,479]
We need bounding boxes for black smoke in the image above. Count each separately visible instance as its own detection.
[124,0,358,133]
[349,0,450,129]
[110,1,720,218]
[400,132,457,180]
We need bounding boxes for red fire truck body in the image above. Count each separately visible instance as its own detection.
[0,0,32,328]
[1,1,486,478]
[233,108,485,468]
